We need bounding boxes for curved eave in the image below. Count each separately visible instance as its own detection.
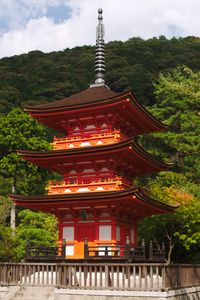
[128,90,166,130]
[9,187,177,215]
[17,139,173,172]
[24,89,166,132]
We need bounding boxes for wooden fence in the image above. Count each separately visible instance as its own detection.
[0,263,199,291]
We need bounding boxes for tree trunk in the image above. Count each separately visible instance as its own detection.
[10,175,16,231]
[166,239,174,265]
[10,203,16,231]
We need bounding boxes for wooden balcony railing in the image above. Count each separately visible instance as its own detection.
[0,262,199,291]
[47,176,131,194]
[84,238,165,263]
[52,130,125,150]
[25,242,65,261]
[25,238,165,264]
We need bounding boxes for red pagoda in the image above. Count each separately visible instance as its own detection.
[10,9,175,261]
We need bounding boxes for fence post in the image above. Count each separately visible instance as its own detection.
[105,246,108,256]
[84,238,88,259]
[162,265,171,290]
[141,239,145,260]
[105,265,111,288]
[162,242,165,261]
[125,236,130,260]
[149,240,153,260]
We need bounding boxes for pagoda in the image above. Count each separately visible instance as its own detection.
[10,9,175,260]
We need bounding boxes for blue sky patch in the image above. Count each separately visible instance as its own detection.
[46,4,72,23]
[167,24,183,37]
[0,17,8,32]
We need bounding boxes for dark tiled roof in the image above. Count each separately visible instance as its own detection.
[24,86,119,110]
[17,139,173,169]
[9,187,178,212]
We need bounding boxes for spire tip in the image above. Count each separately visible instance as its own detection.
[90,8,106,88]
[98,8,103,14]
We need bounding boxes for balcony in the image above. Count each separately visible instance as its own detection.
[47,176,131,194]
[52,130,125,150]
[25,238,165,263]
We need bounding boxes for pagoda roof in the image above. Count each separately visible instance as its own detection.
[24,86,166,135]
[17,139,173,177]
[9,187,177,220]
[24,86,118,111]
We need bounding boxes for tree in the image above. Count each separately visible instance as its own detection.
[0,196,12,224]
[0,108,51,229]
[139,172,200,263]
[138,66,200,263]
[1,36,200,111]
[0,209,58,262]
[146,66,200,182]
[15,209,58,261]
[175,200,200,253]
[139,214,183,264]
[0,109,50,194]
[139,199,200,264]
[0,225,17,262]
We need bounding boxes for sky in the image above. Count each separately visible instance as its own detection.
[0,0,200,59]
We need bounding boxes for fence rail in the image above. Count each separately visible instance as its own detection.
[25,244,65,261]
[25,239,165,263]
[0,263,199,291]
[84,238,165,262]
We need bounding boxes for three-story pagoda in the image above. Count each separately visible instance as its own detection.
[10,9,175,260]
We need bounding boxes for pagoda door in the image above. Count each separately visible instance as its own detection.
[121,225,130,244]
[77,224,96,242]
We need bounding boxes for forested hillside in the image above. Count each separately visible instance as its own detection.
[0,36,200,263]
[0,36,200,112]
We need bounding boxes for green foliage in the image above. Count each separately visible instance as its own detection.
[0,210,58,261]
[145,172,193,204]
[0,196,12,224]
[139,153,200,263]
[139,214,183,263]
[0,37,200,112]
[0,108,51,194]
[146,66,200,182]
[139,197,200,263]
[15,210,58,261]
[0,225,17,262]
[175,200,200,251]
[138,66,200,263]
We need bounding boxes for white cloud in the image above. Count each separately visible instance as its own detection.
[0,0,70,29]
[0,0,200,58]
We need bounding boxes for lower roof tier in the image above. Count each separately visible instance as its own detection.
[18,139,173,178]
[9,187,177,221]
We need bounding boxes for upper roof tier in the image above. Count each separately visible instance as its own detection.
[25,86,117,110]
[24,86,166,136]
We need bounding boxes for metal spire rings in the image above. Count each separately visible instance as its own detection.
[94,8,105,85]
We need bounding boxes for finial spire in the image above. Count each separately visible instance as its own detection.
[90,8,106,88]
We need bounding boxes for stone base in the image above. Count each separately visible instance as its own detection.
[1,286,199,300]
[54,286,200,300]
[0,287,9,299]
[0,286,19,300]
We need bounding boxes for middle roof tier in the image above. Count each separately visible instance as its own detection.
[18,139,173,180]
